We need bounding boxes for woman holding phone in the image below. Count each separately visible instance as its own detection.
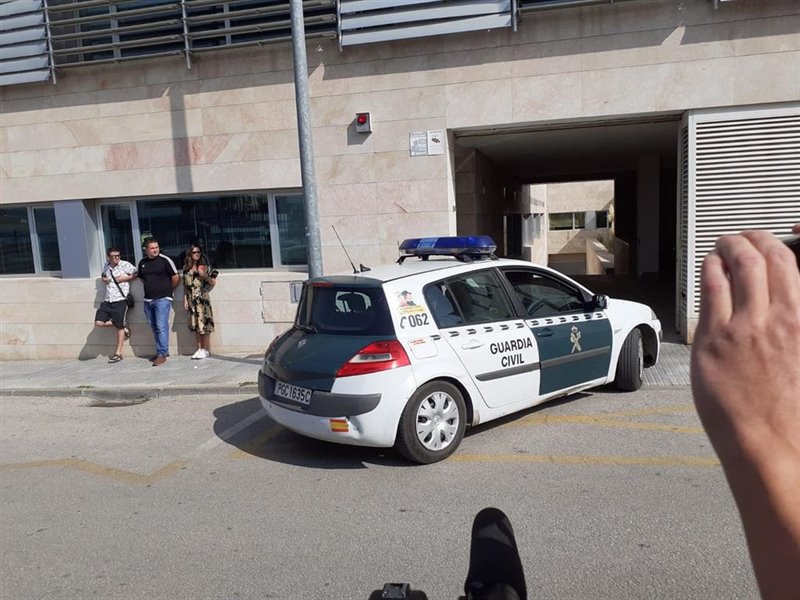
[182,244,217,359]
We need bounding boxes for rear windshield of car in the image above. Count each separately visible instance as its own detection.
[296,284,394,335]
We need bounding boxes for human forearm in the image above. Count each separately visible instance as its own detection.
[703,410,800,600]
[691,227,800,599]
[720,446,800,600]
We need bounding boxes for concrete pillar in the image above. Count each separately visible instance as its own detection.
[636,155,660,276]
[523,184,548,265]
[54,200,102,279]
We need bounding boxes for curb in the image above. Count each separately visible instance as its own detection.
[1,384,258,401]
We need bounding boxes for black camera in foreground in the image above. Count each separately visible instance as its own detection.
[209,269,219,279]
[783,234,800,270]
[368,508,527,600]
[369,583,428,600]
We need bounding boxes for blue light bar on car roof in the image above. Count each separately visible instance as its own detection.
[399,236,497,256]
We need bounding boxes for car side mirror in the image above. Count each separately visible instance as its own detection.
[592,294,608,310]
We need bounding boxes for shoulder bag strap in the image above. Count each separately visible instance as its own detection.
[109,269,126,297]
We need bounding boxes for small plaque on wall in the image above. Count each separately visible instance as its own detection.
[409,132,427,157]
[427,130,444,155]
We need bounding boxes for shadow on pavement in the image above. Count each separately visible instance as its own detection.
[464,392,593,439]
[212,397,411,469]
[210,354,263,366]
[214,393,599,468]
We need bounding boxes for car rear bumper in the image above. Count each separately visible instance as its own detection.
[258,371,380,416]
[259,398,397,447]
[258,367,416,448]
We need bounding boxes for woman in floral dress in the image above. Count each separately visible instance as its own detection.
[182,244,216,359]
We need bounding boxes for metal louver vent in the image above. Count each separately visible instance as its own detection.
[17,0,336,76]
[688,108,800,317]
[518,0,639,14]
[676,124,690,335]
[339,0,513,47]
[0,0,54,85]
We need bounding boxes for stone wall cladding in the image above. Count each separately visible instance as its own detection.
[0,274,298,360]
[1,0,798,357]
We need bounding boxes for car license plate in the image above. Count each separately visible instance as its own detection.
[274,381,313,405]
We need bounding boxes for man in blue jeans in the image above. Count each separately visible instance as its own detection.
[137,238,179,366]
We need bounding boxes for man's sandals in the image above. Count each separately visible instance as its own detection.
[108,354,123,363]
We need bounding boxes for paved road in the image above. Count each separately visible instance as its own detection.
[0,387,756,600]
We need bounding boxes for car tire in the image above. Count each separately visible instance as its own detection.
[395,381,467,464]
[615,328,644,391]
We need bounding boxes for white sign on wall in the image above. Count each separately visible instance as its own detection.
[409,130,446,156]
[409,132,427,157]
[427,130,445,155]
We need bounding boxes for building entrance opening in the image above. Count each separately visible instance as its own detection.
[452,115,681,341]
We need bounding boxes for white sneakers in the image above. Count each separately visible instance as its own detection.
[191,348,210,360]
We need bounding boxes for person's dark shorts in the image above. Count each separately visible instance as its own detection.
[95,300,127,329]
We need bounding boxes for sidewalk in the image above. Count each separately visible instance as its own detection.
[0,353,262,400]
[0,343,691,401]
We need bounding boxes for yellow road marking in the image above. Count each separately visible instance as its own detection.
[591,419,703,434]
[507,413,703,433]
[505,413,704,434]
[0,410,275,480]
[0,406,705,474]
[229,425,284,459]
[451,454,719,467]
[0,458,185,484]
[505,404,703,434]
[511,404,697,424]
[601,404,697,418]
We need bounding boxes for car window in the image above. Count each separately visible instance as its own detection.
[503,270,586,318]
[431,270,514,326]
[424,282,463,327]
[296,285,393,335]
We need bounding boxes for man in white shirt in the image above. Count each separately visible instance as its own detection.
[95,247,137,363]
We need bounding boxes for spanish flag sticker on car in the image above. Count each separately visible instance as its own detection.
[330,418,349,433]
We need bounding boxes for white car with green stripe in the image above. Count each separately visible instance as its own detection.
[259,236,661,464]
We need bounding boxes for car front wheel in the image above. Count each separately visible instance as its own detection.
[615,328,644,391]
[395,381,466,464]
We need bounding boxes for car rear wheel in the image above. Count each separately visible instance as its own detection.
[395,381,466,464]
[615,328,644,391]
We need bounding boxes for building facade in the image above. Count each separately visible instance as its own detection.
[1,0,799,358]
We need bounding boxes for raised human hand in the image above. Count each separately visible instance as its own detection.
[691,226,800,600]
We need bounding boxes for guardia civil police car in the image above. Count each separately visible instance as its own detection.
[259,236,662,464]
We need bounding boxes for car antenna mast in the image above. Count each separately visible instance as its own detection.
[332,225,358,274]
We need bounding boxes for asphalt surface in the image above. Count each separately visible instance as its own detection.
[0,343,691,399]
[0,386,757,600]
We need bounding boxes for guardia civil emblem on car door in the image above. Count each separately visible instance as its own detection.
[570,325,582,353]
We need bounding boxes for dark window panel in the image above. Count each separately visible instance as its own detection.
[0,207,35,275]
[33,207,62,272]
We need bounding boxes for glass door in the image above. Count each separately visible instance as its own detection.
[272,194,307,267]
[31,206,61,272]
[99,203,137,264]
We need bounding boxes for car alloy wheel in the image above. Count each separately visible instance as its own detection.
[396,380,467,464]
[416,390,460,452]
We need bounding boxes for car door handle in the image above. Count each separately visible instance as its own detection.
[461,340,485,350]
[536,328,554,338]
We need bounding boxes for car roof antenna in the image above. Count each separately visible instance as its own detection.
[332,225,359,274]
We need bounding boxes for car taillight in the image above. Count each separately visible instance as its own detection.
[336,341,410,378]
